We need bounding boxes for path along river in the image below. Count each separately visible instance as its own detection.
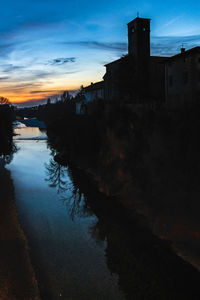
[6,124,200,300]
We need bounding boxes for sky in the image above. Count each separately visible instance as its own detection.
[1,0,200,105]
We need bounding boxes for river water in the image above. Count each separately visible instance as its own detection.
[7,125,125,300]
[6,125,200,300]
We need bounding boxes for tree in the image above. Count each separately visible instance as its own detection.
[47,98,51,105]
[75,85,85,102]
[61,91,72,102]
[0,97,9,105]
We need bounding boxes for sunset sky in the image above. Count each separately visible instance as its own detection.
[1,0,200,105]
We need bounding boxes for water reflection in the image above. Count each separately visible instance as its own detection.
[45,158,92,221]
[8,129,124,300]
[0,138,17,165]
[49,156,200,300]
[14,125,47,140]
[8,126,200,299]
[45,159,68,193]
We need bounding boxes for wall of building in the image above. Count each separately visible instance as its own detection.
[166,52,200,106]
[85,88,104,103]
[149,57,167,102]
[104,60,122,101]
[76,102,87,115]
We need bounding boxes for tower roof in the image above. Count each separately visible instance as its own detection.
[127,17,151,26]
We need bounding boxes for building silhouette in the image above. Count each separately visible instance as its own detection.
[104,16,167,103]
[78,16,200,110]
[165,47,200,106]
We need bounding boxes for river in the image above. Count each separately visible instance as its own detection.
[6,124,200,300]
[7,125,125,300]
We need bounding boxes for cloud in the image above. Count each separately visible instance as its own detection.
[65,70,79,74]
[47,57,76,65]
[1,64,25,73]
[15,71,55,82]
[6,82,43,92]
[63,41,127,52]
[0,43,17,57]
[32,71,54,79]
[0,76,10,80]
[80,41,127,51]
[152,35,200,56]
[30,90,56,94]
[19,21,59,30]
[162,16,183,29]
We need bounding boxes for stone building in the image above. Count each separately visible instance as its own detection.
[76,81,104,114]
[104,16,167,103]
[84,81,104,102]
[165,47,200,107]
[82,16,200,109]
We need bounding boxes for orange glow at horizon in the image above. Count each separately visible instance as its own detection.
[4,90,73,104]
[0,73,102,104]
[0,84,78,104]
[1,84,82,104]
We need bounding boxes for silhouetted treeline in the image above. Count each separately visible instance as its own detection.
[15,106,38,119]
[37,100,76,123]
[0,105,15,161]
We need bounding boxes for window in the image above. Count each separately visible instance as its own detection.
[169,75,173,87]
[131,27,135,33]
[142,27,146,31]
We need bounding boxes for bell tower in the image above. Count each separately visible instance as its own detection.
[128,16,151,59]
[127,16,151,98]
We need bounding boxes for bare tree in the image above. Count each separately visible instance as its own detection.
[0,97,9,105]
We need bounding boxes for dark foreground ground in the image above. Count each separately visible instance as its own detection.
[0,165,40,300]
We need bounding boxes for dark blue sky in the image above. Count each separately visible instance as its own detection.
[1,0,200,104]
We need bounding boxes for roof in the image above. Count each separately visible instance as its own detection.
[127,17,151,26]
[150,56,170,64]
[165,46,200,62]
[84,81,104,92]
[104,58,123,67]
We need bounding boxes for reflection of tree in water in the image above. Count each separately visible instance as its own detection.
[45,158,92,221]
[67,164,200,299]
[45,149,200,299]
[89,209,200,300]
[45,159,68,193]
[0,143,18,166]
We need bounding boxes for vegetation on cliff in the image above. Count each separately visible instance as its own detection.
[44,100,200,219]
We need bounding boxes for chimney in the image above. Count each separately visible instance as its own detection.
[181,47,186,54]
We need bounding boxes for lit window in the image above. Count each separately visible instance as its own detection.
[143,27,146,31]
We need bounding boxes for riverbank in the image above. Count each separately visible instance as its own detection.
[46,103,200,272]
[0,165,40,300]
